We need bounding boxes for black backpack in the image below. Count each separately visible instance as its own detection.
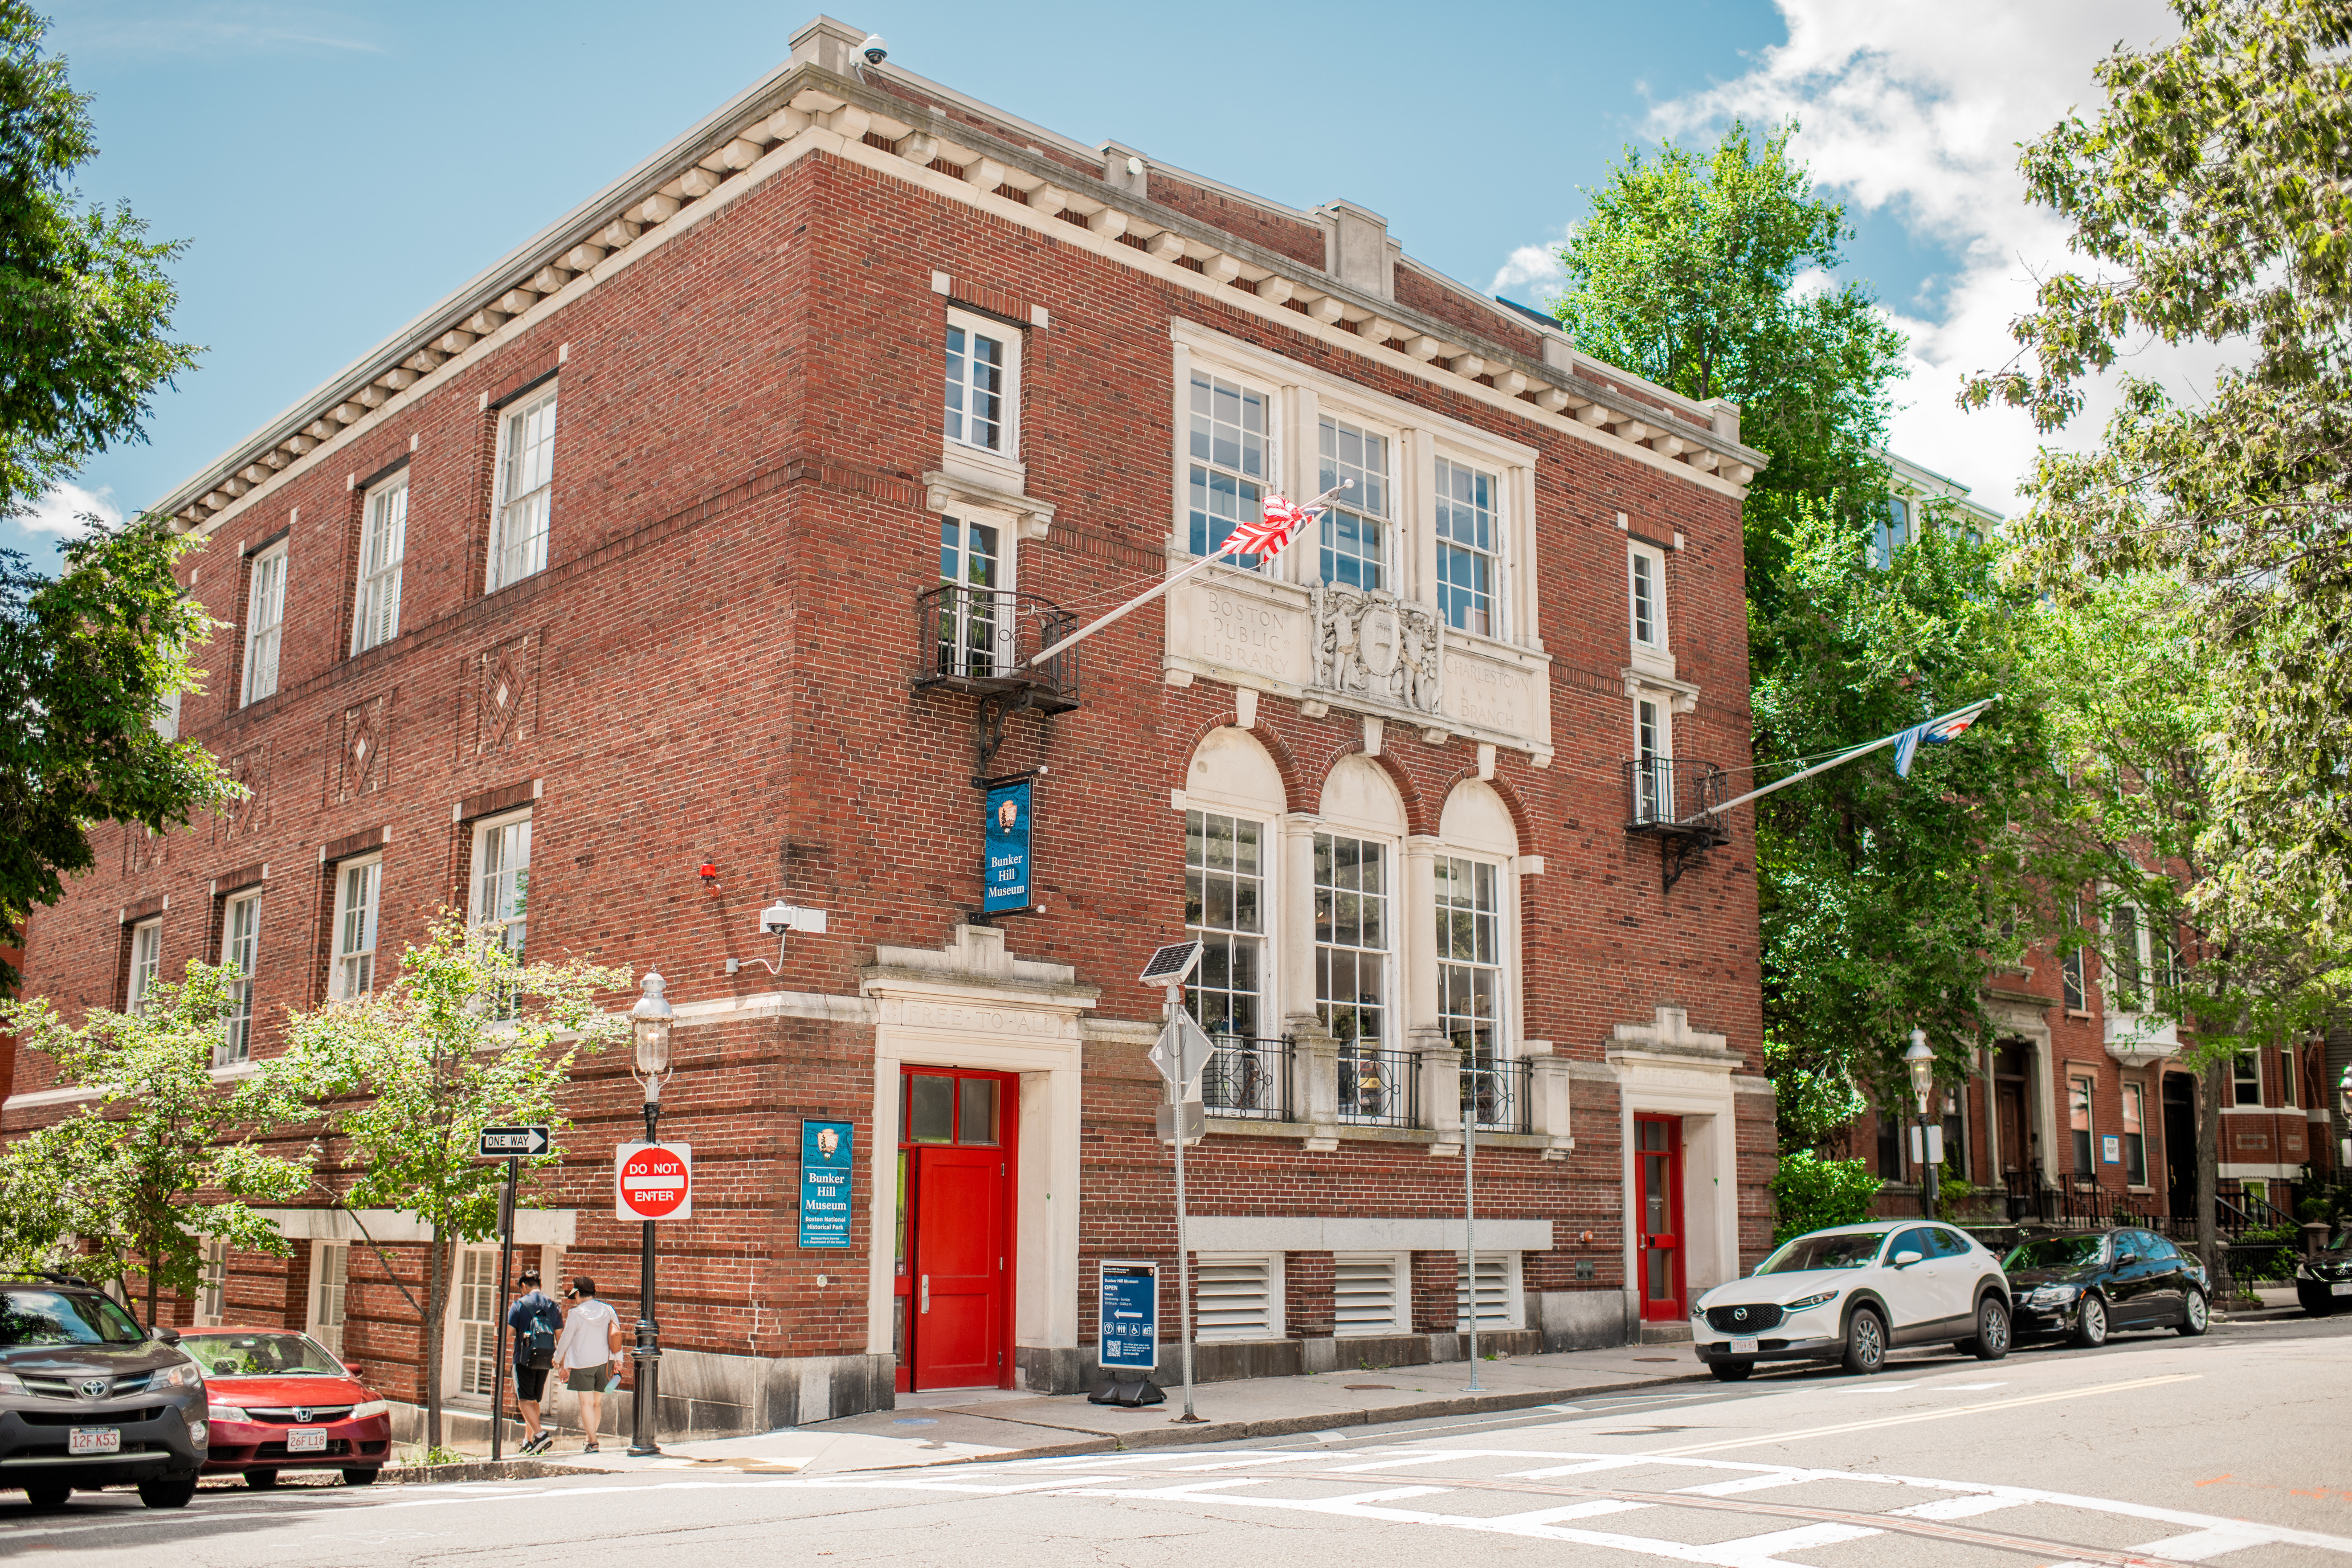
[521,1298,560,1371]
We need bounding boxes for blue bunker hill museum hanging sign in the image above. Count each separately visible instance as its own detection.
[983,777,1032,913]
[799,1120,854,1248]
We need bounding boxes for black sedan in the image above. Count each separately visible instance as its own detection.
[2002,1227,2211,1346]
[2296,1229,2351,1314]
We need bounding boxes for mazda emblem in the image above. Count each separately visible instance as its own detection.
[1733,1308,1748,1322]
[76,1378,108,1400]
[293,1407,312,1424]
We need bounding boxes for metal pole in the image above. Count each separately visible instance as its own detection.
[1701,697,2000,823]
[1465,1060,1481,1393]
[630,1100,662,1456]
[1921,1104,1941,1221]
[490,1156,517,1461]
[1167,986,1200,1423]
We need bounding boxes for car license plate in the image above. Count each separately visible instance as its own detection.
[68,1428,120,1456]
[2332,1281,2352,1297]
[1730,1337,1760,1355]
[287,1428,328,1453]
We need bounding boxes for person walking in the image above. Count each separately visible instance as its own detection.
[554,1276,622,1452]
[505,1269,564,1456]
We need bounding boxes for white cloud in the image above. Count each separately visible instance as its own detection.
[14,482,124,537]
[1491,238,1567,300]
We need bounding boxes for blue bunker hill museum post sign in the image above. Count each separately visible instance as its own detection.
[799,1120,854,1248]
[984,777,1032,913]
[1098,1260,1158,1371]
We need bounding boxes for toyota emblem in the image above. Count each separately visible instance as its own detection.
[76,1377,108,1400]
[293,1407,312,1424]
[1732,1308,1749,1323]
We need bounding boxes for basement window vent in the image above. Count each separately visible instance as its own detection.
[1456,1251,1524,1332]
[1333,1252,1407,1338]
[1195,1253,1283,1342]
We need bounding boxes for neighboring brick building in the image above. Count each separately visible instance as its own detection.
[5,17,1773,1436]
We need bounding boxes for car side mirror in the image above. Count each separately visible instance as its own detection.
[2114,1252,2139,1267]
[147,1325,181,1345]
[1891,1250,1923,1268]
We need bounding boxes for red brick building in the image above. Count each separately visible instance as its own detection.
[5,17,1773,1436]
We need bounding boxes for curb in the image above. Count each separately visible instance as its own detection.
[379,1457,612,1485]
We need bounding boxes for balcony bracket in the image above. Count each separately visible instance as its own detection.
[975,688,1045,775]
[1660,826,1724,895]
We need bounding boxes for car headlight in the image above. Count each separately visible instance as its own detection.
[1690,1302,1708,1320]
[207,1404,250,1423]
[0,1370,26,1396]
[2029,1284,2081,1305]
[350,1401,389,1420]
[1783,1290,1838,1313]
[187,1420,207,1447]
[155,1361,204,1389]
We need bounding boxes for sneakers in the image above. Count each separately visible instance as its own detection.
[520,1432,552,1456]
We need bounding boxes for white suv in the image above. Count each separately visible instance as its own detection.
[1690,1221,2013,1380]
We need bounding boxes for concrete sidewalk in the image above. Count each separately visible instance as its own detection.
[525,1338,1713,1479]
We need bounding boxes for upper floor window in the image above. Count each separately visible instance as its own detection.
[2280,1046,2298,1108]
[1317,416,1390,591]
[1185,810,1265,1039]
[2233,1051,2261,1106]
[2062,898,2087,1011]
[935,516,1002,678]
[2108,904,2145,1010]
[1630,542,1666,648]
[944,309,1017,455]
[490,386,557,591]
[353,475,408,654]
[2122,1082,2148,1186]
[333,856,381,999]
[2068,1072,2094,1174]
[219,891,260,1065]
[241,542,288,706]
[126,918,161,1014]
[1187,371,1270,568]
[472,811,532,961]
[1434,458,1497,636]
[1873,494,1912,567]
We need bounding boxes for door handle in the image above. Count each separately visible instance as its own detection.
[920,1275,930,1314]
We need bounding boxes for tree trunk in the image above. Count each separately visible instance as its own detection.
[2196,1055,2224,1288]
[142,1251,157,1332]
[423,1226,449,1452]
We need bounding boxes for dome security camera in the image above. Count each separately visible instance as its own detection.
[861,34,888,64]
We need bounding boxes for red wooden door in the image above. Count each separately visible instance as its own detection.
[1636,1116,1687,1321]
[911,1145,1006,1389]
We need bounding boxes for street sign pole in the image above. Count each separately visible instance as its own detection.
[1465,1066,1481,1393]
[489,1155,518,1460]
[1166,984,1200,1424]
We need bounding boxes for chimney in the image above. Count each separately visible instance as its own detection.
[1318,201,1393,301]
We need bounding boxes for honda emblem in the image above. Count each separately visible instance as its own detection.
[293,1407,312,1424]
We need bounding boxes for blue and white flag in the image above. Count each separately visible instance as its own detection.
[1893,706,1987,777]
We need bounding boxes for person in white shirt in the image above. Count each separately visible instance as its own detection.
[553,1275,623,1452]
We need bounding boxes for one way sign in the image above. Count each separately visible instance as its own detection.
[478,1125,552,1157]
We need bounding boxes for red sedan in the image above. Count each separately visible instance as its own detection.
[177,1329,393,1488]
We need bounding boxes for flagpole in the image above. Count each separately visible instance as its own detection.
[1698,697,1998,823]
[1018,485,1348,671]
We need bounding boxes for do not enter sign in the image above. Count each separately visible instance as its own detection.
[614,1142,693,1222]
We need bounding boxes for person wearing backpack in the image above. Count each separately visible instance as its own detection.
[505,1269,564,1456]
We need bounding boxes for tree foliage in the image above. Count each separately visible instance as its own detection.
[0,959,309,1325]
[1770,1151,1883,1244]
[1965,0,2352,948]
[241,914,630,1448]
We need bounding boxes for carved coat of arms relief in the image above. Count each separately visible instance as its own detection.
[1308,581,1445,717]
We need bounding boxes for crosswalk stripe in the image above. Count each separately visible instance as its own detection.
[1644,1374,2200,1457]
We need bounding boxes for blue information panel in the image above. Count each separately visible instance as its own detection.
[799,1120,854,1248]
[1098,1260,1158,1371]
[983,778,1032,913]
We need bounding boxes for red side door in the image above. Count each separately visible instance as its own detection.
[1636,1116,1687,1321]
[911,1145,1006,1389]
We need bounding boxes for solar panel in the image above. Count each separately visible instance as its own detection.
[1137,941,1203,987]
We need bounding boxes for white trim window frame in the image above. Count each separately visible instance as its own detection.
[448,1244,503,1399]
[936,513,1007,678]
[489,383,558,592]
[332,855,382,1000]
[1332,1251,1409,1337]
[944,306,1019,458]
[2233,1051,2261,1108]
[1436,854,1509,1126]
[1185,368,1277,570]
[2280,1046,2297,1108]
[1316,411,1395,593]
[126,917,161,1014]
[308,1242,350,1355]
[218,891,261,1066]
[2122,1081,2149,1187]
[1193,1252,1284,1342]
[1634,697,1673,823]
[352,473,409,654]
[1316,831,1397,1122]
[195,1239,228,1326]
[241,540,289,706]
[1874,493,1913,568]
[2068,1072,2096,1175]
[1185,809,1268,1040]
[1432,455,1501,638]
[1629,540,1668,651]
[1456,1249,1524,1330]
[471,810,532,961]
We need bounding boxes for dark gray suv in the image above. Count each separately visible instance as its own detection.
[0,1276,209,1509]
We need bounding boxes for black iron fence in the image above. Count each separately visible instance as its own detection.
[1201,1034,1292,1122]
[1623,757,1732,831]
[1338,1044,1419,1128]
[1463,1057,1532,1134]
[912,584,1081,704]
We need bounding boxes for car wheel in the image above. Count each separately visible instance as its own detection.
[1972,1296,2011,1361]
[342,1468,379,1487]
[2073,1294,2110,1348]
[246,1469,279,1490]
[137,1477,197,1510]
[1841,1306,1887,1375]
[1710,1360,1754,1382]
[23,1483,70,1509]
[2178,1287,2210,1337]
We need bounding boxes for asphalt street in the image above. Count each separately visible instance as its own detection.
[7,1313,2349,1567]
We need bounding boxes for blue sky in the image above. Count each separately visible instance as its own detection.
[9,0,2174,571]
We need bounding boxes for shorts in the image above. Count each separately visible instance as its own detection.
[565,1361,611,1393]
[513,1363,548,1402]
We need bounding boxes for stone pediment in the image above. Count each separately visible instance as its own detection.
[859,923,1099,1018]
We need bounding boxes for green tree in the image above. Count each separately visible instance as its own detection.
[0,959,310,1325]
[242,913,630,1449]
[1963,0,2352,949]
[1550,120,1907,595]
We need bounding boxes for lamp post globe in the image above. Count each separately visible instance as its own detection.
[631,971,675,1104]
[1902,1029,1938,1219]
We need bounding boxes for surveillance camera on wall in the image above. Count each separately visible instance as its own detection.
[762,901,829,936]
[861,34,888,64]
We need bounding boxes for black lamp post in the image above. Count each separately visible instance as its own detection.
[1904,1029,1939,1221]
[627,971,674,1459]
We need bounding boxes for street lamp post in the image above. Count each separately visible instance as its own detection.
[627,972,675,1459]
[1904,1030,1938,1221]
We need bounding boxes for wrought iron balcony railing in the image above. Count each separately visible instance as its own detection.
[1623,756,1732,833]
[1201,1034,1293,1121]
[911,584,1081,711]
[1337,1044,1421,1128]
[1461,1056,1532,1134]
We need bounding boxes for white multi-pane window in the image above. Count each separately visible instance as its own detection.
[333,857,381,999]
[1185,811,1264,1038]
[126,918,161,1014]
[1629,542,1666,648]
[309,1242,350,1355]
[1434,458,1497,635]
[1187,371,1271,567]
[944,309,1016,455]
[1333,1253,1407,1337]
[1456,1251,1523,1330]
[1314,833,1387,1048]
[195,1239,227,1326]
[218,892,260,1066]
[454,1247,501,1397]
[2234,1051,2261,1106]
[472,812,531,959]
[490,386,558,591]
[241,542,288,705]
[352,476,408,653]
[1437,856,1506,1125]
[2281,1047,2298,1108]
[1634,699,1672,823]
[936,516,1003,677]
[1317,416,1390,591]
[1194,1253,1281,1342]
[2122,1084,2148,1187]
